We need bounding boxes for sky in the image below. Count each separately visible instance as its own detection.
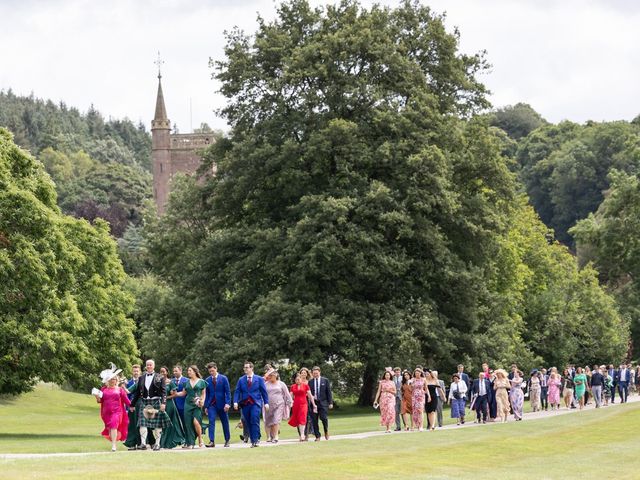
[1,0,639,133]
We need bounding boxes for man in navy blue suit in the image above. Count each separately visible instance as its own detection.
[204,362,232,448]
[233,361,269,447]
[470,371,492,423]
[172,365,188,425]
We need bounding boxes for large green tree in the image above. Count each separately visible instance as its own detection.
[0,128,137,394]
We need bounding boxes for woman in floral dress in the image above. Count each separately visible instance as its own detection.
[410,368,426,431]
[547,367,561,410]
[509,370,525,421]
[373,370,397,433]
[493,369,511,422]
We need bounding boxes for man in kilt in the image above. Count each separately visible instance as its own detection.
[130,359,169,450]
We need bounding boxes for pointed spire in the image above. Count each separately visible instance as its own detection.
[152,53,170,130]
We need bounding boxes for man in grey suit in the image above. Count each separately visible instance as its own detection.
[392,367,403,431]
[433,370,446,428]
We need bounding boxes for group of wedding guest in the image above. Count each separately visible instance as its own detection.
[95,359,333,451]
[371,362,638,432]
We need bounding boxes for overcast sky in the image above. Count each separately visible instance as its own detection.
[1,0,639,133]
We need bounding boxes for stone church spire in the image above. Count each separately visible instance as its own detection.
[152,55,169,129]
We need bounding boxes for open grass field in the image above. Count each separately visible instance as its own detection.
[2,384,640,479]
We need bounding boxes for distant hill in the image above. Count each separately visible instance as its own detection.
[0,89,152,238]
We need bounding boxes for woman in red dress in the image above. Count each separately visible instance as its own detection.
[288,372,318,441]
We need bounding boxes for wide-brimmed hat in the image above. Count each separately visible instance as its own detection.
[265,368,278,377]
[99,363,122,384]
[494,368,508,377]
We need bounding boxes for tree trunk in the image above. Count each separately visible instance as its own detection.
[357,365,376,406]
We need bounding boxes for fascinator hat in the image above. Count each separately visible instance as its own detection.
[99,363,122,384]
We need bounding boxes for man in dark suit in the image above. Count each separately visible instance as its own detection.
[540,368,549,411]
[130,359,168,450]
[616,363,630,403]
[204,362,232,448]
[392,367,403,431]
[309,366,333,441]
[470,372,492,424]
[233,361,269,447]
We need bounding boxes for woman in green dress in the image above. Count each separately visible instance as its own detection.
[175,365,206,448]
[159,366,186,449]
[573,367,588,410]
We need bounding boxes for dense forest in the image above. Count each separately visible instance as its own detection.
[1,0,639,401]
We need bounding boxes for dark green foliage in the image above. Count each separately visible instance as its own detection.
[140,0,626,402]
[0,128,138,394]
[490,103,547,141]
[517,120,640,246]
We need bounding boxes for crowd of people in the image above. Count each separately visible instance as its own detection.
[94,360,332,451]
[94,359,637,451]
[372,362,637,433]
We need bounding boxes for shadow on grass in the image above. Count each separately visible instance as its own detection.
[0,433,94,440]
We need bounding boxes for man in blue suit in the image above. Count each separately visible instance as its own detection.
[469,372,492,423]
[172,365,188,425]
[616,363,630,403]
[204,362,232,448]
[233,361,269,447]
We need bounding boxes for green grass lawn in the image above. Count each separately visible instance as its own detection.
[2,385,640,479]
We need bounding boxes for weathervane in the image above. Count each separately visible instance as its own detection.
[154,51,164,79]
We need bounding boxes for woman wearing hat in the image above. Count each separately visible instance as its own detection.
[93,364,131,451]
[264,368,292,443]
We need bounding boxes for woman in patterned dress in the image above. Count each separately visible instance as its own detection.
[373,370,397,433]
[547,367,561,410]
[175,365,206,448]
[509,370,524,421]
[529,371,541,412]
[493,369,511,422]
[410,368,426,431]
[400,371,413,430]
[264,369,293,443]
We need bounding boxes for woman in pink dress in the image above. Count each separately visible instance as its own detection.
[547,367,561,410]
[93,364,131,451]
[410,368,426,431]
[373,370,397,433]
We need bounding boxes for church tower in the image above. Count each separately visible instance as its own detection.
[151,70,171,214]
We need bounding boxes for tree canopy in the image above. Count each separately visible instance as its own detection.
[0,128,137,394]
[142,0,626,402]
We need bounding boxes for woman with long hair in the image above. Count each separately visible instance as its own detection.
[547,367,561,410]
[175,365,206,448]
[424,370,445,431]
[373,370,397,433]
[509,370,525,421]
[562,368,575,409]
[158,366,185,449]
[410,368,426,431]
[288,373,317,441]
[400,370,413,430]
[493,369,511,422]
[529,371,541,412]
[573,367,588,410]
